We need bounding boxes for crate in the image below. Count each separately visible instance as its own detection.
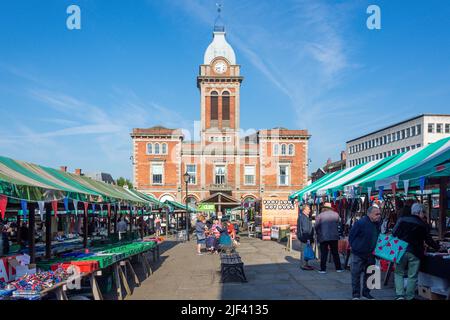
[418,286,446,300]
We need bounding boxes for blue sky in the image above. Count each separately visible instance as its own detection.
[0,0,449,180]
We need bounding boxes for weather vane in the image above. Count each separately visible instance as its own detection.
[214,2,225,31]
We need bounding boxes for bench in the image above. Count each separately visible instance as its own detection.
[220,252,247,283]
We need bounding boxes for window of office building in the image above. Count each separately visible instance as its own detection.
[417,144,421,148]
[437,123,443,133]
[406,128,410,138]
[406,146,410,152]
[446,124,450,134]
[244,166,256,185]
[411,126,416,136]
[417,124,421,135]
[428,123,434,133]
[397,131,401,140]
[401,130,405,139]
[401,147,405,153]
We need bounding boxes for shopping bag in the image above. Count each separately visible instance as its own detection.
[374,234,408,263]
[304,241,315,261]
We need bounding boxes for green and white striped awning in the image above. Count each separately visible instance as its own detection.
[0,155,150,205]
[288,171,341,201]
[345,137,450,191]
[314,156,395,196]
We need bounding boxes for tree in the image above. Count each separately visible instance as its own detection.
[116,177,133,189]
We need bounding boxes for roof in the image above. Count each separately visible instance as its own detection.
[346,114,450,143]
[131,127,183,137]
[204,30,236,65]
[258,129,309,137]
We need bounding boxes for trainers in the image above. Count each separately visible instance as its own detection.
[352,296,360,300]
[336,269,345,273]
[197,253,203,256]
[395,296,405,300]
[362,293,376,300]
[318,270,327,274]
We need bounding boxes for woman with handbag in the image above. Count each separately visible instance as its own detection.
[297,205,315,270]
[195,215,208,255]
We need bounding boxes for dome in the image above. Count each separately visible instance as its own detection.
[203,30,236,65]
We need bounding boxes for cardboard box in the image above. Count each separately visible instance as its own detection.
[418,286,446,300]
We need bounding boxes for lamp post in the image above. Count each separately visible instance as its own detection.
[183,172,190,241]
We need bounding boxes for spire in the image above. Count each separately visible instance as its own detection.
[214,2,225,32]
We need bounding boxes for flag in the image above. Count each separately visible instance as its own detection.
[63,197,69,212]
[21,200,28,219]
[52,200,58,217]
[37,201,45,221]
[419,177,426,194]
[403,180,409,195]
[379,186,384,200]
[73,199,79,216]
[0,195,8,220]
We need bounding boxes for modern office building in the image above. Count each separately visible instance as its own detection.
[346,114,450,168]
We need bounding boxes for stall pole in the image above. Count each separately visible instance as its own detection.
[83,204,88,248]
[129,206,133,236]
[140,208,144,239]
[16,214,21,246]
[438,177,448,240]
[107,205,111,237]
[28,203,36,263]
[114,205,118,234]
[427,194,432,227]
[45,203,52,259]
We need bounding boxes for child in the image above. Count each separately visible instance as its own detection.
[205,229,216,254]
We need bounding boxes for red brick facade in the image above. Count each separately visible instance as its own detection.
[131,29,310,212]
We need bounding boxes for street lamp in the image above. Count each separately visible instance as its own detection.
[183,171,190,241]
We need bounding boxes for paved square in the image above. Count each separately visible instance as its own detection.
[128,236,397,300]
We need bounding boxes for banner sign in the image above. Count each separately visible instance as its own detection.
[197,203,215,212]
[262,197,298,226]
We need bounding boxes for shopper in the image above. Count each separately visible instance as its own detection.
[155,215,162,237]
[349,206,382,300]
[297,205,315,270]
[315,202,344,273]
[392,203,441,300]
[1,224,10,255]
[195,215,207,255]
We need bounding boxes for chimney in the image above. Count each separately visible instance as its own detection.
[326,158,332,165]
[60,166,68,172]
[75,169,82,176]
[341,151,347,161]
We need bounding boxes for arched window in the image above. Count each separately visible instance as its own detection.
[210,91,218,121]
[154,143,160,155]
[281,144,287,155]
[162,143,167,154]
[273,144,279,156]
[147,143,153,154]
[288,144,294,155]
[222,91,230,121]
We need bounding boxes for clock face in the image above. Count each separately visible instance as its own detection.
[214,61,227,74]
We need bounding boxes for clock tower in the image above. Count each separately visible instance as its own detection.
[197,24,243,149]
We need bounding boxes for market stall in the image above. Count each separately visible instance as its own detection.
[0,155,162,299]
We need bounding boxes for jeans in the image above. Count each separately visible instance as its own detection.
[351,254,375,297]
[299,241,310,266]
[394,251,421,300]
[320,240,342,271]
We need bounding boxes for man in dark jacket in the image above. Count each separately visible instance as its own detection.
[315,202,344,273]
[349,206,381,300]
[297,205,315,270]
[392,203,441,300]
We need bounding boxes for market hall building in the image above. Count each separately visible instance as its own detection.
[131,24,310,214]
